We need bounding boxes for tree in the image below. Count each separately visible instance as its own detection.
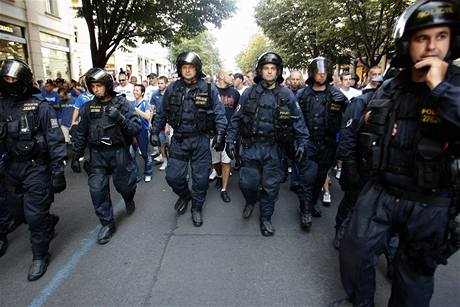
[235,34,276,73]
[254,0,410,69]
[78,0,236,68]
[169,31,222,77]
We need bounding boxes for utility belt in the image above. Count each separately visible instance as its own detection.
[241,135,275,149]
[384,185,451,207]
[172,131,200,141]
[89,123,127,147]
[90,141,125,150]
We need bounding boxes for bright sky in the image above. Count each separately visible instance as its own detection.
[208,0,261,72]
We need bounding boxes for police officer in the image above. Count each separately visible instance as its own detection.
[226,52,310,236]
[335,1,460,306]
[72,68,141,244]
[296,57,348,217]
[0,59,66,281]
[151,52,227,227]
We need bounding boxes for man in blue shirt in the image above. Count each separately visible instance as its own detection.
[43,80,61,122]
[131,84,153,182]
[58,88,76,144]
[149,76,169,170]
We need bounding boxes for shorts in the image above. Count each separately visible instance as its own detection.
[211,142,231,164]
[159,131,169,145]
[61,125,70,143]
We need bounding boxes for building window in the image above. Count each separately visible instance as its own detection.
[39,32,70,80]
[0,22,27,62]
[45,0,58,16]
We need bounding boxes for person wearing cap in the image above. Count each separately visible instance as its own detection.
[225,52,311,236]
[150,52,227,227]
[0,59,67,281]
[71,68,141,245]
[296,57,348,218]
[335,1,460,306]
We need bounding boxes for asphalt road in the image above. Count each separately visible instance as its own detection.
[0,160,459,307]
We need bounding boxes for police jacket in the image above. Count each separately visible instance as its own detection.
[72,94,141,157]
[336,88,377,162]
[0,94,67,172]
[154,78,227,138]
[296,85,348,141]
[355,65,460,194]
[226,83,310,151]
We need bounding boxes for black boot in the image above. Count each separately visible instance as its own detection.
[174,195,191,215]
[242,203,254,219]
[0,235,8,258]
[27,253,50,281]
[191,206,203,227]
[6,218,21,234]
[260,217,275,236]
[328,298,353,307]
[97,222,116,245]
[310,202,322,217]
[299,199,312,229]
[125,200,136,215]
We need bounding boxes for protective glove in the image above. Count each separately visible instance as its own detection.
[339,160,361,191]
[71,155,81,173]
[69,125,78,139]
[149,128,160,147]
[225,142,236,160]
[52,171,66,193]
[107,106,125,124]
[294,145,306,162]
[212,134,226,152]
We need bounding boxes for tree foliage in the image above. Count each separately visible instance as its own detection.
[235,34,277,73]
[255,0,411,69]
[77,0,236,68]
[169,31,222,77]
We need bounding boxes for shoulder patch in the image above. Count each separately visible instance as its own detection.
[50,118,59,128]
[346,118,353,128]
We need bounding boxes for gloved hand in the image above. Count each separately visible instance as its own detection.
[69,124,78,139]
[225,142,236,160]
[149,129,160,147]
[294,145,306,162]
[339,160,361,191]
[71,155,81,173]
[212,134,226,152]
[52,172,66,193]
[107,106,125,123]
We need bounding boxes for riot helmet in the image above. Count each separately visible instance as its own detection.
[392,0,460,67]
[254,52,284,84]
[306,57,333,85]
[0,59,40,96]
[176,52,205,79]
[84,67,114,98]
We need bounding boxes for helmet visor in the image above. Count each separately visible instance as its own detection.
[311,59,329,74]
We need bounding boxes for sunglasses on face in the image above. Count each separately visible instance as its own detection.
[119,79,126,82]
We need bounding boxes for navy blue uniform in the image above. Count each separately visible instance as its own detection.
[339,66,460,306]
[73,95,141,225]
[227,84,310,218]
[296,85,348,206]
[155,79,227,207]
[0,95,66,258]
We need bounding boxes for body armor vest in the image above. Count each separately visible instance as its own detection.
[298,86,344,140]
[0,97,47,161]
[166,80,215,136]
[358,81,460,192]
[240,86,295,148]
[86,96,129,147]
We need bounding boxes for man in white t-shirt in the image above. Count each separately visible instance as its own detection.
[339,72,362,101]
[232,73,247,95]
[144,73,159,102]
[114,72,134,101]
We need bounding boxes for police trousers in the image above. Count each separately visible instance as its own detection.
[88,147,137,225]
[239,143,283,218]
[166,135,211,206]
[0,161,53,257]
[339,181,450,307]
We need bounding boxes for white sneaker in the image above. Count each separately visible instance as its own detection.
[154,155,164,163]
[78,157,84,162]
[151,147,160,157]
[335,168,342,179]
[323,192,331,204]
[159,159,167,171]
[144,175,152,182]
[209,168,217,181]
[288,167,292,173]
